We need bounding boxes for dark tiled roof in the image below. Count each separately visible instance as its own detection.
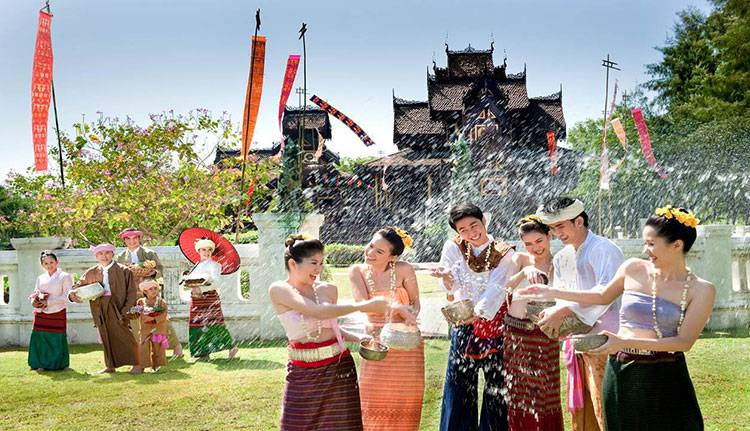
[530,92,565,126]
[282,106,332,139]
[446,44,494,55]
[365,149,449,167]
[498,72,529,110]
[427,79,472,111]
[393,98,446,136]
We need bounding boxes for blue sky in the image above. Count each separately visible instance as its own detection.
[0,0,711,180]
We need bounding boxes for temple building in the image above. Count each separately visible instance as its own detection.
[217,43,580,258]
[315,44,580,256]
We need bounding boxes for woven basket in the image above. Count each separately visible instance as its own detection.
[130,266,156,278]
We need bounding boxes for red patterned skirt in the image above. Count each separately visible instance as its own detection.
[281,338,363,430]
[502,315,564,431]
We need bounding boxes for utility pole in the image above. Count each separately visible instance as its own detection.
[599,54,620,236]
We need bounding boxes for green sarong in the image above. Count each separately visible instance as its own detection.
[603,351,703,431]
[28,310,69,370]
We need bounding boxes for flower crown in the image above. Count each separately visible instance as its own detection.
[517,214,543,226]
[392,227,413,248]
[655,205,699,228]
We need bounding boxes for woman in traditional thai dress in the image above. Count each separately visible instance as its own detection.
[519,206,714,431]
[186,238,238,360]
[28,250,72,371]
[502,216,563,431]
[269,235,387,431]
[349,227,425,431]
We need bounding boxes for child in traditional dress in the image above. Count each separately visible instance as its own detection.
[28,250,72,371]
[137,279,169,371]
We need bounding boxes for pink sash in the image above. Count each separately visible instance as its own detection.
[563,339,584,412]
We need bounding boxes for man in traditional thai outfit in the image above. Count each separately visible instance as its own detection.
[115,227,183,359]
[535,197,624,431]
[69,243,143,374]
[432,203,515,431]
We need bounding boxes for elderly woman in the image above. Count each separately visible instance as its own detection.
[269,235,387,431]
[349,227,424,431]
[518,206,714,431]
[28,250,73,371]
[185,238,238,360]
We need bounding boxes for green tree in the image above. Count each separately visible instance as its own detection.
[7,111,276,246]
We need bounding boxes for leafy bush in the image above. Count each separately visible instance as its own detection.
[325,243,364,266]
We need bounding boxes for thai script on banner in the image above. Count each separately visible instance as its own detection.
[31,11,54,172]
[310,95,375,146]
[277,55,300,129]
[241,36,266,159]
[632,108,668,179]
[547,131,558,176]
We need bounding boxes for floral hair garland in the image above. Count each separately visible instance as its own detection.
[392,227,413,248]
[655,205,699,228]
[517,214,544,226]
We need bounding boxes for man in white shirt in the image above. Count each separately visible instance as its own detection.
[536,197,624,431]
[432,203,515,431]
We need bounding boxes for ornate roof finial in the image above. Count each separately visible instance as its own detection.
[432,51,436,69]
[503,49,508,67]
[490,33,495,53]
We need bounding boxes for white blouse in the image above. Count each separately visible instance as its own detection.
[30,269,73,314]
[190,259,223,293]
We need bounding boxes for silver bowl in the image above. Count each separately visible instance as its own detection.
[526,301,556,323]
[441,299,475,324]
[573,334,609,352]
[359,340,388,361]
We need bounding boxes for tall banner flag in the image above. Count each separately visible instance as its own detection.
[31,11,54,172]
[241,35,266,159]
[277,55,300,129]
[631,108,668,179]
[310,95,375,146]
[546,131,558,176]
[610,118,628,152]
[599,80,618,190]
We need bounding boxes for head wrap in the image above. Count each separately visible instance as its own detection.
[536,199,586,225]
[138,279,160,291]
[89,243,116,254]
[195,238,216,252]
[118,228,143,239]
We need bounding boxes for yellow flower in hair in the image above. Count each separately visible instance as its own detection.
[654,205,699,228]
[518,214,543,226]
[393,227,413,248]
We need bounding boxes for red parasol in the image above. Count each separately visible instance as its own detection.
[178,228,241,275]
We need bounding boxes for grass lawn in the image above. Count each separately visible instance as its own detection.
[0,330,747,431]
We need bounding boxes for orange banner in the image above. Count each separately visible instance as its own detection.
[547,131,558,176]
[241,36,266,159]
[31,11,54,172]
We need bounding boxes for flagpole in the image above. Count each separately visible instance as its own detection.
[43,0,65,187]
[235,9,260,242]
[298,23,307,181]
[599,54,619,235]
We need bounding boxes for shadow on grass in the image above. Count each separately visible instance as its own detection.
[91,367,193,385]
[35,368,93,382]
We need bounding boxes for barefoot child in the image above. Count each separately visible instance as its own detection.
[137,279,169,371]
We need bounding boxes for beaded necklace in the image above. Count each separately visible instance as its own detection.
[365,262,397,322]
[464,239,494,273]
[290,282,323,340]
[651,268,691,338]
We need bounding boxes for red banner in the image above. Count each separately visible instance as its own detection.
[241,36,266,159]
[547,131,558,176]
[631,108,668,179]
[31,11,54,172]
[310,95,375,146]
[278,55,300,130]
